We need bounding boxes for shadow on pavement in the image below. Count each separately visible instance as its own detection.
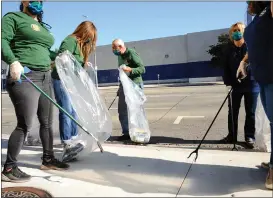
[1,146,268,196]
[107,136,255,150]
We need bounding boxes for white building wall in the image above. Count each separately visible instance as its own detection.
[91,28,229,70]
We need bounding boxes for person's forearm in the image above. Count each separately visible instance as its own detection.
[242,53,248,63]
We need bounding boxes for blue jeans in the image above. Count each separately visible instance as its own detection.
[259,83,273,167]
[118,82,144,135]
[52,79,78,144]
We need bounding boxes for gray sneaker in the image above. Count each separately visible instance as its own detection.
[62,142,86,162]
[2,166,31,183]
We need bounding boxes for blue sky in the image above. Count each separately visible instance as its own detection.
[2,1,247,50]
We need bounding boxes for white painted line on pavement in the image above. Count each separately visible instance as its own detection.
[110,107,170,110]
[147,94,189,98]
[173,116,183,124]
[173,116,205,124]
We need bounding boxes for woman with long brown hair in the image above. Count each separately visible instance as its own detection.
[51,21,97,162]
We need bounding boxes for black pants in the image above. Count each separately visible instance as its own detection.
[227,90,259,141]
[4,70,54,169]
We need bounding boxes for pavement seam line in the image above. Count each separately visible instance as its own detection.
[175,158,196,197]
[150,95,190,125]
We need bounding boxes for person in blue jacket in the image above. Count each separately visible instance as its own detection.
[237,1,273,190]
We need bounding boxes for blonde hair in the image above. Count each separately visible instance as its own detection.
[70,21,97,64]
[228,22,245,42]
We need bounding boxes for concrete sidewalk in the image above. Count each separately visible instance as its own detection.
[1,138,272,197]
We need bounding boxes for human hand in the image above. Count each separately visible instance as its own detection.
[10,61,24,81]
[236,61,248,82]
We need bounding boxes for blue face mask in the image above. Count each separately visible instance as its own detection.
[28,1,43,15]
[232,31,243,41]
[113,50,121,56]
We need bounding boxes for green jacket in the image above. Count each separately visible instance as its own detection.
[51,35,84,80]
[118,48,145,84]
[1,12,55,71]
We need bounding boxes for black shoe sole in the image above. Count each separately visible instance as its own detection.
[245,141,255,149]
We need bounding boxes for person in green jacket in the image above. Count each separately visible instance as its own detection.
[1,1,69,183]
[51,21,97,162]
[112,39,146,141]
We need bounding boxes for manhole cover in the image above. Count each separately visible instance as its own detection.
[2,187,53,198]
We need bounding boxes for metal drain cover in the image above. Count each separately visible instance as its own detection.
[2,187,53,198]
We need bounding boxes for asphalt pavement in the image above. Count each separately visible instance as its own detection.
[1,82,259,151]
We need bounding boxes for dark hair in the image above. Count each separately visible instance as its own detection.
[19,2,52,29]
[19,2,43,23]
[247,1,270,15]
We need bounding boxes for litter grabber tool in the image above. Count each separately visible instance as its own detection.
[229,88,238,151]
[188,88,233,162]
[108,79,120,110]
[108,95,118,110]
[20,67,104,153]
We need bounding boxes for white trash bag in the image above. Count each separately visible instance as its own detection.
[255,95,271,152]
[55,50,112,159]
[118,66,151,143]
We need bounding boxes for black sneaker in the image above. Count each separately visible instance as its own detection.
[219,136,237,143]
[1,166,31,183]
[40,156,70,171]
[245,137,255,149]
[117,134,131,141]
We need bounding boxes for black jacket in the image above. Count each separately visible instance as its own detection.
[222,42,258,92]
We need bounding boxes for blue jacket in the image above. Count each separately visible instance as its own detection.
[244,6,273,85]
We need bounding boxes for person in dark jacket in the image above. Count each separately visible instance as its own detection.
[221,22,260,148]
[237,1,273,190]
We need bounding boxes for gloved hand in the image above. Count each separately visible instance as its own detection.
[226,86,232,94]
[120,64,131,75]
[236,61,248,82]
[10,61,24,81]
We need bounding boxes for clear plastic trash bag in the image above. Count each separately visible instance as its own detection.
[85,62,97,87]
[54,50,112,158]
[255,95,271,152]
[118,66,151,143]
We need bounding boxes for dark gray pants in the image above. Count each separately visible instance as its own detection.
[4,70,54,169]
[118,83,144,135]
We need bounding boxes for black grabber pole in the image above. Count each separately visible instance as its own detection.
[188,88,233,162]
[229,89,238,151]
